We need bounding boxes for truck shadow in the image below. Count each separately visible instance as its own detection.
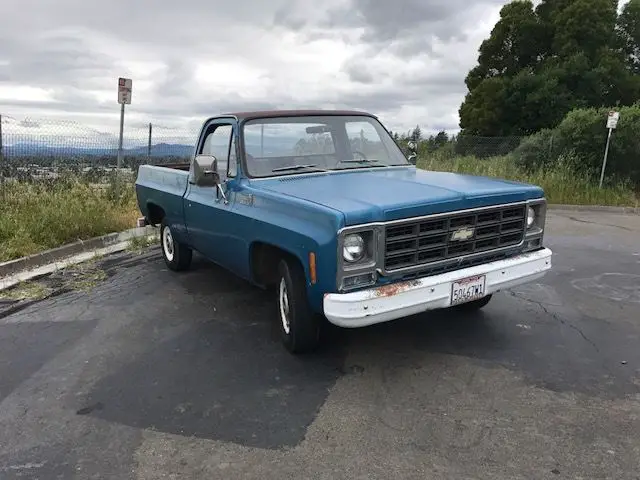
[78,254,506,449]
[80,252,638,451]
[82,254,350,450]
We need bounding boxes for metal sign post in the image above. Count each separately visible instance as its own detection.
[117,77,132,170]
[599,110,619,188]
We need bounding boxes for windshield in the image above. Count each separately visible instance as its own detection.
[241,115,410,177]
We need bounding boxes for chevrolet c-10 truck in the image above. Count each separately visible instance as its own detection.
[135,109,552,354]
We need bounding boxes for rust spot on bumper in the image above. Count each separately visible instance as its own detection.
[373,279,421,297]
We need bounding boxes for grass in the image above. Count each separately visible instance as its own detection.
[418,154,639,207]
[127,232,160,253]
[62,259,109,292]
[0,280,52,301]
[0,175,141,263]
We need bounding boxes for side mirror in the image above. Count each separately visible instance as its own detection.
[192,154,220,187]
[408,154,417,165]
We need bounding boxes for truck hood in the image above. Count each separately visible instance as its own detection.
[250,166,544,225]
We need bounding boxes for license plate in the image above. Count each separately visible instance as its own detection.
[451,274,486,306]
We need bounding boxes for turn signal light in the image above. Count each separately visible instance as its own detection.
[309,252,317,284]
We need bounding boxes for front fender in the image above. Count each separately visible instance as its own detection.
[245,187,344,312]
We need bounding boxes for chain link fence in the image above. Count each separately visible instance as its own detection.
[0,114,199,188]
[0,113,537,191]
[392,132,529,159]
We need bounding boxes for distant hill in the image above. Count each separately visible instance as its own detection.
[4,141,194,158]
[126,143,194,157]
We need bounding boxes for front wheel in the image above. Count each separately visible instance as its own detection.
[276,257,322,354]
[160,220,192,272]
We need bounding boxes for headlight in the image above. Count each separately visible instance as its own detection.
[527,206,536,228]
[343,234,365,262]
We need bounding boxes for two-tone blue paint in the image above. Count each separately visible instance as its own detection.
[135,113,546,314]
[136,164,343,312]
[135,166,191,243]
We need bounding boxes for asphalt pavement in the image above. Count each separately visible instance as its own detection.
[1,210,639,479]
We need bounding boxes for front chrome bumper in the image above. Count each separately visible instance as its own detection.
[323,247,552,328]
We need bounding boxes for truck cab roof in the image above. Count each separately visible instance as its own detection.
[209,109,378,123]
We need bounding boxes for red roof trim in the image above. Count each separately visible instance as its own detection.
[220,109,377,121]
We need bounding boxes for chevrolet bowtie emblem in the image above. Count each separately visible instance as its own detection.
[450,226,475,242]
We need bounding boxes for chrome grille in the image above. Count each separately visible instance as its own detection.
[384,204,526,271]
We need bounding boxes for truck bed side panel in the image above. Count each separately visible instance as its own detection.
[135,164,190,244]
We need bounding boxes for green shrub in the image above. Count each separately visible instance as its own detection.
[514,103,640,187]
[419,153,638,207]
[513,128,562,171]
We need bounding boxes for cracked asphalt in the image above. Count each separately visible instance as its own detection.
[1,210,639,479]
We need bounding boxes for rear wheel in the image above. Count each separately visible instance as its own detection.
[276,257,322,354]
[160,220,192,271]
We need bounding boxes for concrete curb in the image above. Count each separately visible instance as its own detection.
[547,204,639,214]
[0,226,158,291]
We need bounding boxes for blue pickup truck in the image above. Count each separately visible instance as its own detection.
[135,109,552,354]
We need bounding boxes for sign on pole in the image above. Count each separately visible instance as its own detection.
[606,111,619,129]
[116,77,132,170]
[118,77,132,105]
[599,110,619,188]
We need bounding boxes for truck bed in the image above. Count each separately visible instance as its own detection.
[155,162,191,171]
[135,164,190,225]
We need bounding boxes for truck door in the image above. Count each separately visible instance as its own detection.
[184,120,240,267]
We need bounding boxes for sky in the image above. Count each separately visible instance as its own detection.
[0,0,516,141]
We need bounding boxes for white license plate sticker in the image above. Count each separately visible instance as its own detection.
[451,274,486,306]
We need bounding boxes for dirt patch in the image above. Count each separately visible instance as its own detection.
[0,281,53,302]
[1,245,160,318]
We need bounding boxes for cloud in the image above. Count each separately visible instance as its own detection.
[0,0,506,136]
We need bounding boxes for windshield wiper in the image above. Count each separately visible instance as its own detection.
[339,159,380,164]
[337,159,386,168]
[271,164,328,173]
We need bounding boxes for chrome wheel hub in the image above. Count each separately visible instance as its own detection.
[279,277,291,334]
[162,226,174,262]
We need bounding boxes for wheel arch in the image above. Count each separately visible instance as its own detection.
[146,202,166,226]
[249,241,307,289]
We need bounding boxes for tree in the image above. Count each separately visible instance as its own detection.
[433,131,449,148]
[464,1,546,91]
[459,77,509,135]
[549,0,618,59]
[410,125,422,142]
[459,0,640,136]
[618,0,640,73]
